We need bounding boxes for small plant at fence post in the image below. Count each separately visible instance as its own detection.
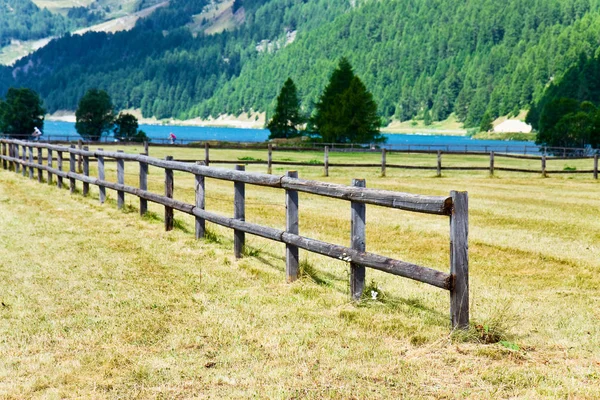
[437,150,442,177]
[267,143,273,174]
[195,161,205,239]
[381,148,386,177]
[350,179,366,300]
[286,171,299,282]
[37,147,43,182]
[47,148,53,184]
[97,149,105,204]
[204,143,210,167]
[324,146,329,177]
[234,164,245,258]
[164,156,174,231]
[490,151,495,176]
[450,190,469,330]
[82,146,90,196]
[117,150,125,209]
[28,146,33,178]
[139,154,148,216]
[57,151,63,188]
[69,145,76,193]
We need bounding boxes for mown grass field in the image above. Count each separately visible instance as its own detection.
[0,145,599,398]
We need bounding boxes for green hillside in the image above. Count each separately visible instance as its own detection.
[0,0,72,46]
[2,0,600,127]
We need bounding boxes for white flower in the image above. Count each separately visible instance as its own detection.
[371,290,378,300]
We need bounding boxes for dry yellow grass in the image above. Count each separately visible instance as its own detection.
[0,145,598,398]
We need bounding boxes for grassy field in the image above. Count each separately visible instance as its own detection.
[0,146,599,398]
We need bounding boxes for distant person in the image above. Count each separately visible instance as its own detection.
[169,132,176,144]
[32,127,43,141]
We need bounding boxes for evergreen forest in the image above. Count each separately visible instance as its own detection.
[2,0,600,128]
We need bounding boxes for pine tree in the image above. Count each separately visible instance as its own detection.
[267,78,304,139]
[75,89,115,141]
[311,58,383,143]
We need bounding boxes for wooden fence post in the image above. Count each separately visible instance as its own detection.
[77,139,83,173]
[267,143,273,174]
[9,143,14,171]
[286,171,299,282]
[204,142,210,166]
[117,150,125,209]
[57,151,63,188]
[97,149,105,204]
[351,179,366,301]
[47,148,53,184]
[28,146,34,179]
[542,154,547,177]
[450,191,469,330]
[143,140,149,156]
[324,146,329,177]
[489,151,495,176]
[139,155,148,216]
[594,154,598,180]
[82,146,89,196]
[437,150,442,177]
[195,161,205,239]
[37,147,43,182]
[381,148,386,177]
[1,143,6,170]
[20,145,25,176]
[69,145,76,193]
[234,164,245,258]
[164,156,174,231]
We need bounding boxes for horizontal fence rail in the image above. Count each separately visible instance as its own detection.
[0,138,469,329]
[5,133,599,157]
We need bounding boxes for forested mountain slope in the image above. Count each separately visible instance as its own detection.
[2,0,600,127]
[0,0,71,46]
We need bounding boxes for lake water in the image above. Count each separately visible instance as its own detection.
[41,120,540,153]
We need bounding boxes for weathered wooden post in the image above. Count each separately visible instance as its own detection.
[1,143,6,170]
[97,149,105,204]
[8,143,14,171]
[350,179,366,301]
[437,150,442,177]
[267,143,273,174]
[28,146,34,179]
[139,154,148,216]
[381,148,386,177]
[57,151,63,188]
[22,145,27,176]
[489,151,495,176]
[117,150,125,209]
[195,161,205,239]
[82,146,89,196]
[324,146,329,177]
[286,171,299,282]
[69,145,76,193]
[234,164,245,258]
[47,148,53,185]
[37,147,43,182]
[143,140,149,156]
[164,156,174,231]
[542,153,547,177]
[450,191,469,329]
[77,139,83,173]
[594,154,598,180]
[204,142,210,166]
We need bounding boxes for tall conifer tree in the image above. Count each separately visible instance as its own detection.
[267,78,304,139]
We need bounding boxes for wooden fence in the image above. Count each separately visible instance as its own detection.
[146,143,600,179]
[0,139,470,329]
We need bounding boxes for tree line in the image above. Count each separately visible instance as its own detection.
[0,87,146,142]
